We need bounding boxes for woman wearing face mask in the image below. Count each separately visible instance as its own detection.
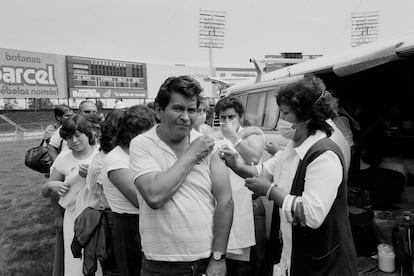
[220,75,358,276]
[264,119,295,156]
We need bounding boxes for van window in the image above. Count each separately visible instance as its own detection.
[237,94,247,123]
[244,92,267,127]
[263,90,280,129]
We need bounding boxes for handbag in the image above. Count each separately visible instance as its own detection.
[24,139,52,173]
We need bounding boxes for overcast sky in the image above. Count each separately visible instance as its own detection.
[2,0,414,68]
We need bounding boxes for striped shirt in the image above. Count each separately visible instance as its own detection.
[130,126,215,261]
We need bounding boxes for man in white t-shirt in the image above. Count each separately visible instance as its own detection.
[130,76,234,276]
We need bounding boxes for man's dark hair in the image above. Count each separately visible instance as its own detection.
[54,104,71,121]
[60,114,96,145]
[155,76,203,110]
[276,75,336,137]
[214,96,245,117]
[116,105,155,148]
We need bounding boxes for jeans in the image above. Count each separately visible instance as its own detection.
[141,256,209,276]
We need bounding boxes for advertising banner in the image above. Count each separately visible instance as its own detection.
[67,56,147,99]
[0,48,68,99]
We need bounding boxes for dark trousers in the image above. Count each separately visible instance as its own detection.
[100,210,120,276]
[141,256,209,276]
[112,212,141,276]
[226,259,252,276]
[51,195,64,276]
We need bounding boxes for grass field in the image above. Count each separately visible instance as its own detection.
[0,139,54,275]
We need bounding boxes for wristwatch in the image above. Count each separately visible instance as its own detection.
[212,250,226,261]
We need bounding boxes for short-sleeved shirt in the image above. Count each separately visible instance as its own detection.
[102,146,139,214]
[76,151,110,215]
[49,126,67,152]
[53,148,98,214]
[130,125,215,262]
[43,123,57,143]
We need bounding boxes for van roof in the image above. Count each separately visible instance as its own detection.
[224,33,414,96]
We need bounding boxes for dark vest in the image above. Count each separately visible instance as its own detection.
[289,138,358,276]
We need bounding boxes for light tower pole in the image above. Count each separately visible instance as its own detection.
[199,9,225,78]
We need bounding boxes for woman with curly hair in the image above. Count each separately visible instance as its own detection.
[220,75,358,276]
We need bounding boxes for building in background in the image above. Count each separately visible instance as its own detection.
[261,53,322,73]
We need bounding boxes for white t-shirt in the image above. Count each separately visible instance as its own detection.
[130,126,215,262]
[76,151,110,215]
[102,146,139,214]
[214,128,257,257]
[49,126,67,152]
[52,147,98,276]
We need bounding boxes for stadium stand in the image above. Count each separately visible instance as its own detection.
[0,115,16,132]
[1,111,55,131]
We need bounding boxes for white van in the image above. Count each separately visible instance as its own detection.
[219,33,414,161]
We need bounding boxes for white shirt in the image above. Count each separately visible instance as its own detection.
[130,125,215,262]
[214,129,256,257]
[76,151,110,215]
[54,148,98,214]
[102,146,139,214]
[258,131,343,275]
[49,126,67,151]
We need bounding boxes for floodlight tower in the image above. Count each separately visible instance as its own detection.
[199,9,226,77]
[351,11,379,47]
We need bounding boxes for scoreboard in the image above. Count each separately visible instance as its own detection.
[67,56,147,99]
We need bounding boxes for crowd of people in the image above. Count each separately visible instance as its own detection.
[39,74,366,276]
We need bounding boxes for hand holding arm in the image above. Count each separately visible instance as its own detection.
[264,141,280,156]
[219,146,257,178]
[133,135,215,209]
[239,126,262,139]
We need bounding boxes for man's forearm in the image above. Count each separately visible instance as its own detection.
[211,198,233,253]
[137,153,198,209]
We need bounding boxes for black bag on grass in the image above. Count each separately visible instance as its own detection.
[24,139,52,173]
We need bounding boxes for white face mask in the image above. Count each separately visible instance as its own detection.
[277,119,296,140]
[220,118,239,137]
